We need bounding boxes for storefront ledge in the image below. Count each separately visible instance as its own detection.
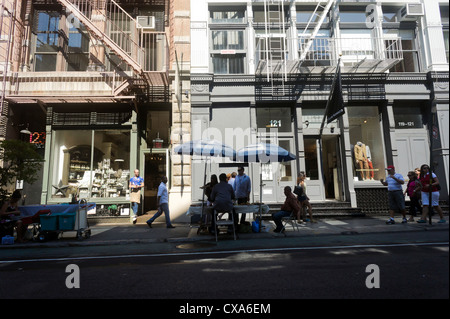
[87,216,130,225]
[353,181,386,189]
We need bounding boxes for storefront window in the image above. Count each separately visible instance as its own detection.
[50,130,130,200]
[393,105,424,129]
[257,107,292,133]
[348,106,385,181]
[304,138,319,180]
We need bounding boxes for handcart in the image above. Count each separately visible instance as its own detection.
[36,200,92,242]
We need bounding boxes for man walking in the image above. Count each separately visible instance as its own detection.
[129,169,144,224]
[233,166,251,224]
[380,165,407,224]
[146,176,175,228]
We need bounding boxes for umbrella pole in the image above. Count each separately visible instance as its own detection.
[259,162,262,232]
[201,159,207,219]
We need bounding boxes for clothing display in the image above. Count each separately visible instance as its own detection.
[354,141,370,180]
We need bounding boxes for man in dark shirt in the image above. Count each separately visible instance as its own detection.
[210,173,237,230]
[272,186,300,233]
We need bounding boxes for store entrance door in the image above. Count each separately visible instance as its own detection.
[259,138,296,203]
[303,135,344,201]
[143,150,169,213]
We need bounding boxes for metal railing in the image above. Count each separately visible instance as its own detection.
[6,71,130,96]
[298,36,403,66]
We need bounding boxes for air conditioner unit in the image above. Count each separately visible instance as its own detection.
[397,3,424,22]
[136,16,156,30]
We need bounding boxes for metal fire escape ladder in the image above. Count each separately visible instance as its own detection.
[298,0,335,62]
[57,0,146,86]
[263,0,287,96]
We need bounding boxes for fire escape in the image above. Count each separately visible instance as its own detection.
[58,0,169,99]
[256,0,404,97]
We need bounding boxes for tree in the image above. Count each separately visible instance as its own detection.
[0,139,44,203]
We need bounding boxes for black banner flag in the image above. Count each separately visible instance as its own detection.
[326,64,344,124]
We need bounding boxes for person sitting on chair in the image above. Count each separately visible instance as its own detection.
[272,186,301,233]
[210,173,236,232]
[0,190,26,242]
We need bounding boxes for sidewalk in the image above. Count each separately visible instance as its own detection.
[1,215,448,249]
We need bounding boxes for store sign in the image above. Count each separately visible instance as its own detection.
[29,132,46,147]
[396,121,417,128]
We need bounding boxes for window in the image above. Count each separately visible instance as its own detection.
[211,30,246,74]
[212,30,244,51]
[304,138,319,180]
[51,130,131,200]
[210,9,245,24]
[256,107,292,133]
[212,54,245,74]
[393,104,424,129]
[444,30,449,63]
[382,6,402,23]
[348,106,385,182]
[67,22,89,71]
[296,5,330,23]
[339,6,368,23]
[384,29,420,72]
[34,11,60,71]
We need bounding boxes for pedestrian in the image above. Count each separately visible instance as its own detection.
[201,174,218,206]
[146,176,175,228]
[129,169,144,224]
[233,166,251,224]
[210,173,237,231]
[416,164,446,223]
[380,165,407,224]
[415,167,421,179]
[0,190,26,242]
[296,172,314,223]
[228,172,237,187]
[272,186,301,233]
[404,170,422,222]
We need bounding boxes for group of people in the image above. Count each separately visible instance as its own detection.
[381,164,446,224]
[202,167,315,234]
[202,166,252,227]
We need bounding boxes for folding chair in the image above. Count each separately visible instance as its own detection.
[281,212,300,232]
[213,209,237,242]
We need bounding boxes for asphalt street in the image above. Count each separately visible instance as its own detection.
[0,230,448,301]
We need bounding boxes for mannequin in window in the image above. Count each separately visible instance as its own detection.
[354,141,369,180]
[366,144,374,180]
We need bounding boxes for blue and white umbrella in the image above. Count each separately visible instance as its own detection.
[174,139,236,159]
[236,143,295,163]
[237,143,296,230]
[174,139,236,218]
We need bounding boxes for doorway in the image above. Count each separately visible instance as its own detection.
[143,150,168,212]
[303,135,344,201]
[259,138,296,203]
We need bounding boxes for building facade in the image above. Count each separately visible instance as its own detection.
[190,0,449,213]
[1,0,192,221]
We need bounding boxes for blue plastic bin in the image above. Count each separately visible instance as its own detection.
[58,213,76,231]
[40,215,59,231]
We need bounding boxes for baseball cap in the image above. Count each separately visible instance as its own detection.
[386,165,395,170]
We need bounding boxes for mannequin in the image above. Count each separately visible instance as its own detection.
[366,144,374,180]
[354,141,370,180]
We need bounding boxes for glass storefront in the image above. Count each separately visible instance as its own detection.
[50,129,131,200]
[348,106,385,181]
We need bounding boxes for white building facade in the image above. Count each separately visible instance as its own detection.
[189,0,449,213]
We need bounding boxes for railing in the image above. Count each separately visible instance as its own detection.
[140,32,169,72]
[298,37,403,67]
[62,0,145,71]
[6,71,130,96]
